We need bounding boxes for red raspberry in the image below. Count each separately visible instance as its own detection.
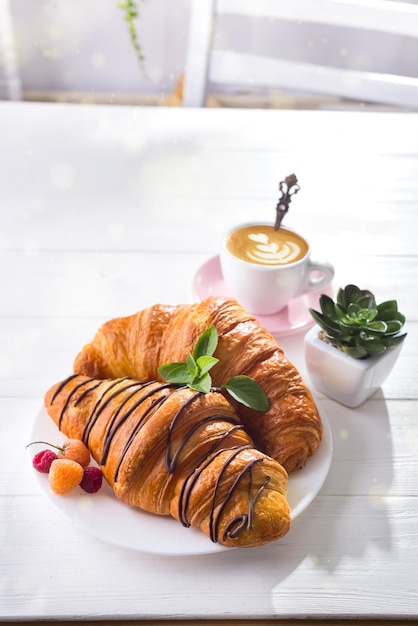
[80,466,103,493]
[27,438,91,468]
[32,449,58,473]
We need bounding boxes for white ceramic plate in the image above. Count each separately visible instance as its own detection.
[28,402,332,556]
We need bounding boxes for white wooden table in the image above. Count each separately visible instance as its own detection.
[1,101,417,624]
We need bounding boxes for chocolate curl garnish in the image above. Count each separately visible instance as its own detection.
[274,174,300,230]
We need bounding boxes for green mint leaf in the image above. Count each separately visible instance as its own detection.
[193,326,218,360]
[158,362,192,385]
[223,375,270,412]
[186,353,198,377]
[196,355,219,376]
[190,372,212,394]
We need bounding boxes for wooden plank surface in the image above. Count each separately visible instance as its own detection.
[1,102,417,621]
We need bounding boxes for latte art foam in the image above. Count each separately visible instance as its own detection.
[246,233,301,265]
[225,225,308,267]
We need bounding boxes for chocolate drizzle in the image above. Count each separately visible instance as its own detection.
[81,378,143,446]
[221,464,270,541]
[50,374,78,408]
[57,377,97,429]
[101,384,159,466]
[49,375,272,544]
[177,428,244,526]
[166,391,203,472]
[209,447,264,542]
[112,385,174,481]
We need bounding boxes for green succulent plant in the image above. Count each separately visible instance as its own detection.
[309,284,407,359]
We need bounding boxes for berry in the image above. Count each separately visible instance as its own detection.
[27,438,91,468]
[48,459,84,495]
[80,466,103,494]
[57,439,91,468]
[32,449,58,473]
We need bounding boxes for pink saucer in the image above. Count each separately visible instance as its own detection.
[192,255,333,337]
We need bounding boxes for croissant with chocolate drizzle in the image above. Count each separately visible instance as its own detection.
[44,374,291,548]
[73,296,322,473]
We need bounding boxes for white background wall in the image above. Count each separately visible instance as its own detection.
[10,0,191,101]
[6,0,418,104]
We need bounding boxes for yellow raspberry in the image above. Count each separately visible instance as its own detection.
[27,438,91,468]
[49,459,84,495]
[58,439,91,468]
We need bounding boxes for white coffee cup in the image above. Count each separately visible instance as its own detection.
[220,223,334,315]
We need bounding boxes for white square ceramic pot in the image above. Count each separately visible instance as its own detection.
[304,324,403,408]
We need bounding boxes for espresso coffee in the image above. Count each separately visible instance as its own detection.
[225,225,308,266]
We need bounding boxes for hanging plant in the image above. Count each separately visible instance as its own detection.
[118,0,145,65]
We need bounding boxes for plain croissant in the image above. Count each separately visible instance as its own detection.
[44,374,291,548]
[73,296,322,472]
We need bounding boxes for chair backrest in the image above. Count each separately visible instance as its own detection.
[183,0,418,109]
[0,0,22,100]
